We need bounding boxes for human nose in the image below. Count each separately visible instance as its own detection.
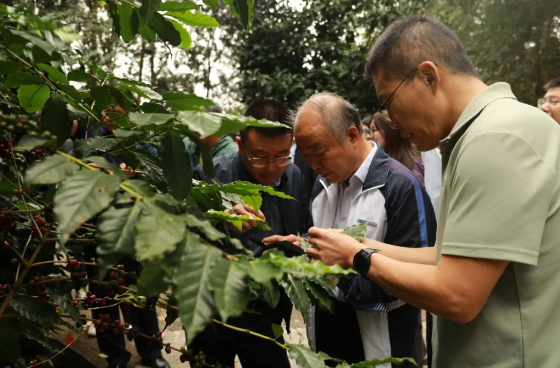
[265,160,277,171]
[388,119,400,130]
[307,158,321,173]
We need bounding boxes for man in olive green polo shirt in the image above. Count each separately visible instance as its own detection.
[305,15,560,367]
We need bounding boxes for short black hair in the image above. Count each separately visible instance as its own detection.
[364,16,479,82]
[544,78,560,91]
[240,100,292,144]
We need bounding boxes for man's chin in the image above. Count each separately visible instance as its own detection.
[322,172,345,184]
[258,177,280,186]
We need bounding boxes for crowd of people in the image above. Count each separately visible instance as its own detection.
[76,14,560,368]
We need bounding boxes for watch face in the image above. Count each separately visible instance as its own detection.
[354,250,368,273]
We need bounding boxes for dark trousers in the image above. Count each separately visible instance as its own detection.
[314,303,365,365]
[315,302,419,368]
[84,248,162,366]
[189,300,290,368]
[91,302,162,365]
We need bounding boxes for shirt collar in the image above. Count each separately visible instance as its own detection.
[439,83,517,170]
[351,142,378,185]
[442,82,516,142]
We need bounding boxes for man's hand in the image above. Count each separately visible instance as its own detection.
[225,203,266,233]
[305,227,364,268]
[262,234,302,245]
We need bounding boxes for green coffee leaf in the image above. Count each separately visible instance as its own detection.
[343,223,367,242]
[166,11,220,28]
[288,343,325,368]
[209,257,250,321]
[134,204,186,260]
[161,130,192,200]
[162,92,213,111]
[174,232,221,344]
[18,84,51,113]
[96,201,144,277]
[54,170,121,246]
[25,154,79,185]
[117,2,139,42]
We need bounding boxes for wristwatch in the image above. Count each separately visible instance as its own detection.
[353,248,378,277]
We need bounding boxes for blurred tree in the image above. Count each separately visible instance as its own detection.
[232,0,427,114]
[429,0,560,104]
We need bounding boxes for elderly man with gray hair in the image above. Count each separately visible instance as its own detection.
[265,92,436,367]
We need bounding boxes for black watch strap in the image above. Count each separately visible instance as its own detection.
[353,248,378,277]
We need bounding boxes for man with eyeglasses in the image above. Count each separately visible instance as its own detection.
[539,77,560,124]
[191,99,307,368]
[305,16,560,368]
[266,92,436,367]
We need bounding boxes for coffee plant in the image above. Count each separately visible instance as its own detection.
[0,1,414,368]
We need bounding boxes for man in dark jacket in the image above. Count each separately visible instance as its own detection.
[191,100,308,368]
[267,93,436,367]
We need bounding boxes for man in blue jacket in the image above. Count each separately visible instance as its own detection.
[267,93,436,367]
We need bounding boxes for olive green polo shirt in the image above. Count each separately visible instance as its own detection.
[433,83,560,367]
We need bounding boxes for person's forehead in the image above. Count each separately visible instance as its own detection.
[295,106,326,133]
[295,113,336,146]
[373,68,398,100]
[545,87,560,98]
[245,130,291,149]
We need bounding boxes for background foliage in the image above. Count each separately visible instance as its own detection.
[0,1,411,368]
[429,0,560,104]
[232,0,560,112]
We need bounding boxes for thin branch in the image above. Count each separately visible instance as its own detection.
[27,332,83,368]
[0,209,43,214]
[0,224,53,317]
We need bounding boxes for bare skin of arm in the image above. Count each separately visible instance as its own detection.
[306,227,508,323]
[264,231,436,264]
[361,237,438,265]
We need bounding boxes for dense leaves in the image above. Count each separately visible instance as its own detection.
[0,2,421,367]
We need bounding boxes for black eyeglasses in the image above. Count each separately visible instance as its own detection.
[377,68,418,113]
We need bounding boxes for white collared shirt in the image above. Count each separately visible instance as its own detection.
[332,143,378,229]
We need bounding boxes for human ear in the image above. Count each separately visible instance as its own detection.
[235,136,244,155]
[347,126,361,143]
[418,61,439,94]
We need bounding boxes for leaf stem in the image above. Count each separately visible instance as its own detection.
[212,319,288,350]
[56,150,145,200]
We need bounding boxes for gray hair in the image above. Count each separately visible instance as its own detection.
[294,92,362,145]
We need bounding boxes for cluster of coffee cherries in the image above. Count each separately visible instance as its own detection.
[71,290,111,310]
[94,314,125,335]
[178,348,213,367]
[0,137,17,159]
[0,209,19,232]
[29,275,51,302]
[31,215,48,237]
[0,284,11,294]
